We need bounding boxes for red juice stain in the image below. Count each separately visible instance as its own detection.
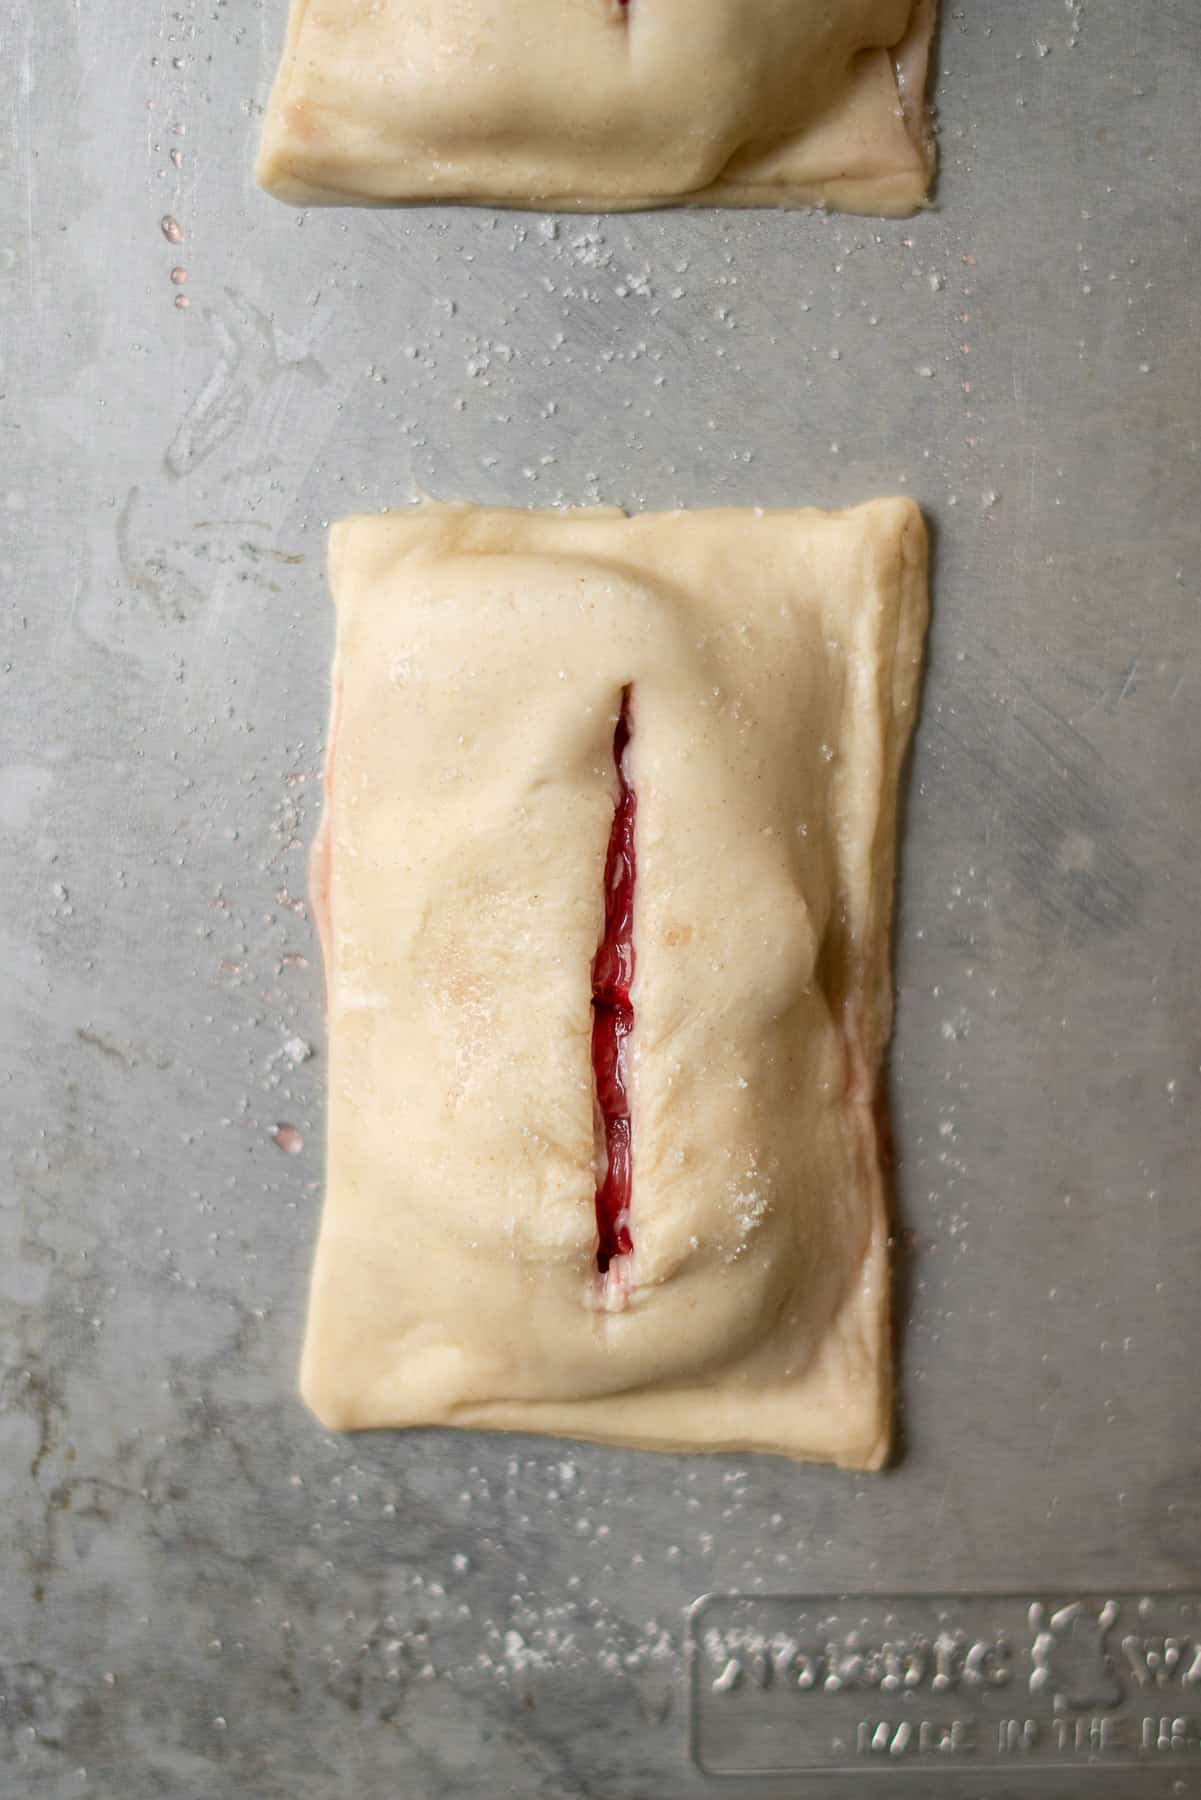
[591,686,636,1273]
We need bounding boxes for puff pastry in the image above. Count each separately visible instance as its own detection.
[257,0,936,215]
[305,500,927,1467]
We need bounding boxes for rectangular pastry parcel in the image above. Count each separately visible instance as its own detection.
[257,0,936,216]
[306,500,927,1468]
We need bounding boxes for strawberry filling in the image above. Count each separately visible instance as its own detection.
[591,687,636,1273]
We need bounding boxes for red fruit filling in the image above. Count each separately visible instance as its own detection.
[591,686,636,1273]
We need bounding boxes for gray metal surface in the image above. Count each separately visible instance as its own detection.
[2,0,1200,1795]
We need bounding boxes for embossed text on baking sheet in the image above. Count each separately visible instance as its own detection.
[690,1591,1201,1777]
[591,686,636,1273]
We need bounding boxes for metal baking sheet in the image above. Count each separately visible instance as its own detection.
[3,1,1200,1795]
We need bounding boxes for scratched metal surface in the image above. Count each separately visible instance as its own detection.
[2,1,1200,1795]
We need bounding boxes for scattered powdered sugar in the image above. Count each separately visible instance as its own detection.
[569,231,612,270]
[729,1186,769,1237]
[727,1157,771,1252]
[503,1628,542,1673]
